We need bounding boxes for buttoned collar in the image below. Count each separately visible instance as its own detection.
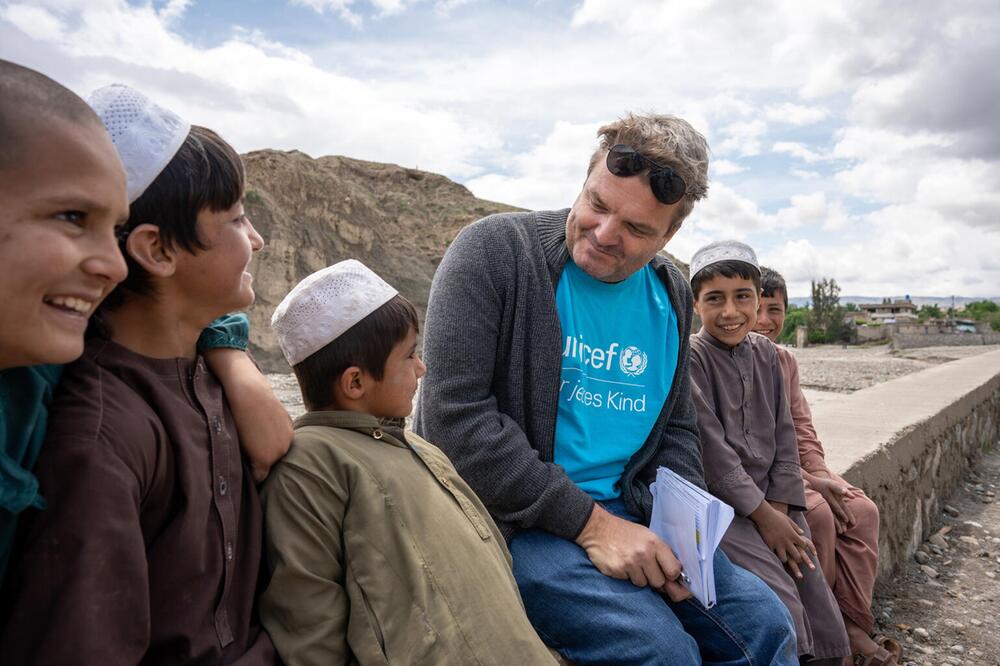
[294,410,409,448]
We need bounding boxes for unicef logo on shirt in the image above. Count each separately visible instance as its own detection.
[619,345,648,377]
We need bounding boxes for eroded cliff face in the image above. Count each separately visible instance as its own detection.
[241,148,688,371]
[242,149,519,371]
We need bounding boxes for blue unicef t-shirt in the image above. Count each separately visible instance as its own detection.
[554,260,679,500]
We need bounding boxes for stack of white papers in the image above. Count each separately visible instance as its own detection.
[649,466,734,608]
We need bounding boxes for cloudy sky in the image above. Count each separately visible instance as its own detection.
[3,0,999,298]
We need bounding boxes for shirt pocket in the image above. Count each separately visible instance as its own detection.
[346,544,438,664]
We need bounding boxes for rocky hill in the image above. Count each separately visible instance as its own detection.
[242,150,519,370]
[242,149,687,371]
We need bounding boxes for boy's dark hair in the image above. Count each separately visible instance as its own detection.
[101,125,244,310]
[293,294,419,411]
[759,266,788,309]
[690,260,761,298]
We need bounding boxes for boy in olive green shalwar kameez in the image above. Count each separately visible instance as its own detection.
[262,260,555,666]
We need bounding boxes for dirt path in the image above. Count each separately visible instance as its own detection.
[873,445,1000,665]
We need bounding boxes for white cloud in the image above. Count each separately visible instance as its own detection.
[4,0,1000,296]
[466,120,598,210]
[764,102,829,126]
[791,168,821,180]
[716,119,767,157]
[290,0,362,26]
[158,0,192,23]
[0,4,64,40]
[773,141,826,163]
[759,239,825,284]
[712,160,746,176]
[1,0,501,179]
[683,183,773,237]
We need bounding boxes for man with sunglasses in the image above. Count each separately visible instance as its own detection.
[415,113,796,665]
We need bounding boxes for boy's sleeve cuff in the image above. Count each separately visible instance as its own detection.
[709,467,766,517]
[197,313,250,353]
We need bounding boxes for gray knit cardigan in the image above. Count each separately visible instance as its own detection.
[413,209,705,542]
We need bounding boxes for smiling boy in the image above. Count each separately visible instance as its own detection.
[262,260,556,665]
[1,85,277,663]
[0,59,130,585]
[688,240,850,664]
[755,267,892,664]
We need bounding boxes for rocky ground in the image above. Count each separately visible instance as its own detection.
[871,448,1000,665]
[267,372,307,420]
[789,343,1000,393]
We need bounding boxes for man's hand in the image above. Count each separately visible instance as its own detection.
[805,472,856,533]
[749,500,817,579]
[575,504,691,602]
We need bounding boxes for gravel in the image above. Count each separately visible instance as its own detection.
[874,448,1000,665]
[784,343,1000,394]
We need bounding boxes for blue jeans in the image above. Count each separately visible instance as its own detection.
[510,499,797,665]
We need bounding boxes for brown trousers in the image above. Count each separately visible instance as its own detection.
[804,473,880,633]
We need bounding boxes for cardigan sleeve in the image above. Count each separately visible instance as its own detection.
[414,222,595,541]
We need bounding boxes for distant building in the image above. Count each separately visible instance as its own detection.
[858,298,918,324]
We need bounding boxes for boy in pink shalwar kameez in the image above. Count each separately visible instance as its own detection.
[755,267,897,665]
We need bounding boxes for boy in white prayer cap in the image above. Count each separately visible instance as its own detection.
[261,260,557,665]
[1,83,285,664]
[688,240,853,665]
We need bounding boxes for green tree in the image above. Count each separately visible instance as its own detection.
[777,305,809,344]
[965,300,999,317]
[808,278,851,343]
[917,304,944,322]
[964,300,1000,331]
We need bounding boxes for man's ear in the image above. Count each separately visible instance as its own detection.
[337,366,367,402]
[125,223,176,278]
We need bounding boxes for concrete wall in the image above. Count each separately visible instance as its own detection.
[893,332,1000,349]
[855,326,891,343]
[811,350,1000,578]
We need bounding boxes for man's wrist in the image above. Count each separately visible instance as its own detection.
[575,502,608,546]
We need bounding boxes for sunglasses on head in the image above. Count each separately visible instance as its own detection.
[605,144,687,206]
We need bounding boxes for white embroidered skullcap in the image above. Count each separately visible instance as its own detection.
[689,240,761,280]
[271,260,399,367]
[86,84,191,203]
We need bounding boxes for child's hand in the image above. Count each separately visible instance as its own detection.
[750,501,818,579]
[204,348,292,482]
[807,474,856,533]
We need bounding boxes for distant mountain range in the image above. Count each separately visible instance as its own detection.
[788,295,1000,309]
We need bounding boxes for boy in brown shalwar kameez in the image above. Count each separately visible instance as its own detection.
[688,240,850,665]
